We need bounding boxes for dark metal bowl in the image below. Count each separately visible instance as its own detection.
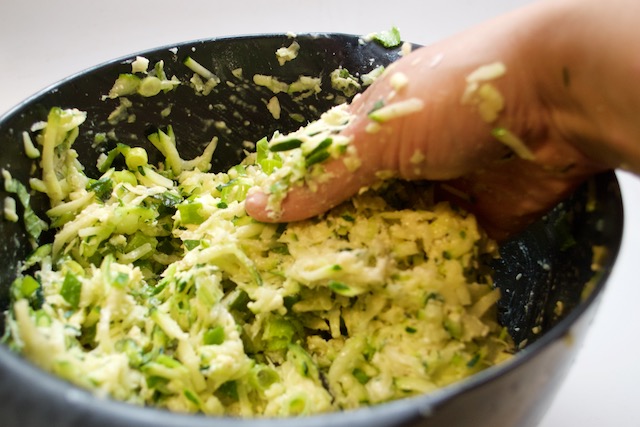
[0,33,623,427]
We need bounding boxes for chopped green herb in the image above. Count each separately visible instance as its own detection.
[444,318,462,339]
[287,344,319,380]
[203,326,225,345]
[217,380,238,400]
[269,138,303,152]
[328,280,360,296]
[60,272,82,309]
[352,368,370,384]
[87,177,113,202]
[305,150,331,167]
[183,240,201,251]
[372,27,402,48]
[263,316,296,351]
[113,272,129,288]
[184,389,202,407]
[177,202,205,225]
[11,275,42,309]
[467,353,481,368]
[156,191,181,208]
[306,138,333,157]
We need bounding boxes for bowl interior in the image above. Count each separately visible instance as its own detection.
[0,32,624,415]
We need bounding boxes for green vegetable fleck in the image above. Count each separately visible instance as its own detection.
[372,27,402,48]
[60,272,82,309]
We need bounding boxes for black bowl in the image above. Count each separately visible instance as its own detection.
[0,33,623,427]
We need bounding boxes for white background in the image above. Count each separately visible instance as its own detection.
[1,1,638,426]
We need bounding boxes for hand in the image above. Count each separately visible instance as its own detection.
[246,0,640,240]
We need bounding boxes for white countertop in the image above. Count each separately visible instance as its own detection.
[1,1,638,425]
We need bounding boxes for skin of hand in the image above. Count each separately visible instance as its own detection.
[246,0,640,240]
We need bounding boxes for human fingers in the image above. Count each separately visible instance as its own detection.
[245,44,510,222]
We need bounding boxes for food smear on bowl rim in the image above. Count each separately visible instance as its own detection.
[1,33,515,417]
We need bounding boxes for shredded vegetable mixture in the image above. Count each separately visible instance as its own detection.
[1,104,513,417]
